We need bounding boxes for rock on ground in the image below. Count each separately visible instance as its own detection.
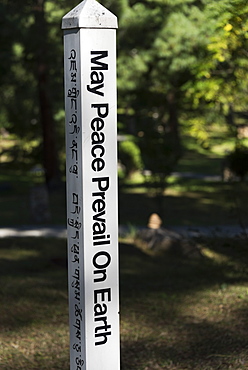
[135,227,203,259]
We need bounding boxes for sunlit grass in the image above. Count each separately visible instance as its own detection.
[0,248,39,260]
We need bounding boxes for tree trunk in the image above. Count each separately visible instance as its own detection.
[167,90,182,160]
[34,0,60,187]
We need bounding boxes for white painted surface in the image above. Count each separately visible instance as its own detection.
[63,1,119,369]
[62,0,118,29]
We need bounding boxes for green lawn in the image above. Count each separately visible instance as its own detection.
[1,134,248,229]
[1,161,248,228]
[119,179,248,227]
[0,236,248,369]
[0,166,66,226]
[2,128,248,228]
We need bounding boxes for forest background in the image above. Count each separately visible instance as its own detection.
[0,0,248,226]
[1,3,248,368]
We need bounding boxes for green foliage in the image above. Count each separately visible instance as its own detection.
[117,0,248,158]
[1,0,248,181]
[119,139,143,178]
[186,0,248,130]
[0,0,70,179]
[117,0,213,180]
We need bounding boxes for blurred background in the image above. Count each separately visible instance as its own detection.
[1,2,248,369]
[0,0,248,229]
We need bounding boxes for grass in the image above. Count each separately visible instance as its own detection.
[118,144,248,227]
[174,149,222,175]
[0,236,248,369]
[0,237,69,370]
[1,105,248,368]
[1,132,248,228]
[0,165,66,226]
[120,237,248,369]
[119,180,248,227]
[1,163,248,227]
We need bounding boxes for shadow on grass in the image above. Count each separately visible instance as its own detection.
[0,237,248,369]
[121,317,248,369]
[120,240,248,369]
[0,238,68,333]
[0,239,70,369]
[119,180,248,227]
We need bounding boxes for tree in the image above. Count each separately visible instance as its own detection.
[185,0,248,146]
[113,1,210,177]
[0,0,75,186]
[1,0,248,190]
[112,0,248,155]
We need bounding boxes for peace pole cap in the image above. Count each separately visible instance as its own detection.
[62,0,118,30]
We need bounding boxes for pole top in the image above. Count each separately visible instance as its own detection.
[62,0,118,30]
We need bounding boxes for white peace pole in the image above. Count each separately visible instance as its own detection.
[62,1,120,369]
